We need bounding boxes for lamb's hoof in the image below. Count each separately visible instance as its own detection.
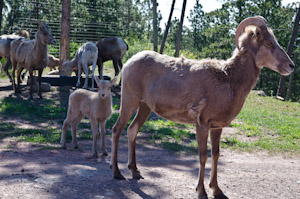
[132,171,144,180]
[214,193,228,199]
[113,171,126,180]
[102,151,108,156]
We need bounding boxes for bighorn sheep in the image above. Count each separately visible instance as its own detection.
[0,30,29,81]
[110,16,294,199]
[96,37,128,84]
[10,21,56,99]
[62,42,98,91]
[61,76,118,157]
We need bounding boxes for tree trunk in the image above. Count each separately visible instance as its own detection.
[160,0,176,54]
[0,0,3,35]
[60,0,71,69]
[276,7,300,97]
[285,52,298,101]
[174,0,187,57]
[152,0,158,52]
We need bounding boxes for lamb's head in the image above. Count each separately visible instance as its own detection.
[235,16,294,76]
[37,21,56,45]
[94,76,118,99]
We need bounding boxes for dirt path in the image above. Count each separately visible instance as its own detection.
[1,79,300,199]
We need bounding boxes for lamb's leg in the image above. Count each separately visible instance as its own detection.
[91,119,99,157]
[111,101,139,180]
[209,129,228,199]
[71,114,83,149]
[76,64,81,88]
[38,68,43,99]
[99,121,108,156]
[82,64,89,89]
[127,103,151,179]
[61,118,71,149]
[97,58,103,79]
[195,123,209,199]
[4,58,12,82]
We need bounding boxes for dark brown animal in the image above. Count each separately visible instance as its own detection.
[96,37,128,83]
[10,21,56,99]
[110,16,294,199]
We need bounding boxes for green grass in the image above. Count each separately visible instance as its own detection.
[222,91,300,153]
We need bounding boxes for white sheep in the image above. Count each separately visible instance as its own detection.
[62,42,98,91]
[61,76,117,157]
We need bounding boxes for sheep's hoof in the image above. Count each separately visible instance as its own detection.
[132,170,144,180]
[61,145,66,149]
[73,145,79,149]
[15,89,21,94]
[213,193,228,199]
[93,153,98,157]
[197,190,208,199]
[39,96,43,100]
[102,151,108,156]
[113,171,126,180]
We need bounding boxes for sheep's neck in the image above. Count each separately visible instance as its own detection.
[227,50,260,100]
[34,34,48,61]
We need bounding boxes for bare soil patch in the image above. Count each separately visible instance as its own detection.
[1,79,300,199]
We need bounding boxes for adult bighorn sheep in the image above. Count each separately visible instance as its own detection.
[96,37,128,84]
[0,30,29,81]
[10,21,56,99]
[110,16,294,199]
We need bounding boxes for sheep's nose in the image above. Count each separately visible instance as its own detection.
[101,94,105,97]
[289,64,295,70]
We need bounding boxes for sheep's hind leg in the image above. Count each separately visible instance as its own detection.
[111,101,139,180]
[28,69,34,99]
[38,68,43,99]
[209,129,228,199]
[91,119,99,157]
[195,123,209,199]
[71,114,83,149]
[4,59,12,82]
[82,64,89,89]
[127,103,151,179]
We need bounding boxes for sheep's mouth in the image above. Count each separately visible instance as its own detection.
[277,65,293,76]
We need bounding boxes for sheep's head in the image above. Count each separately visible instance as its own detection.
[94,76,118,99]
[235,16,294,76]
[37,21,56,45]
[61,60,74,76]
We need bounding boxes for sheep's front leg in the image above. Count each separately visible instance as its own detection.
[4,58,12,82]
[91,61,97,91]
[82,64,89,89]
[91,119,99,157]
[97,58,103,79]
[71,115,82,149]
[38,68,43,99]
[11,61,18,93]
[111,103,139,180]
[195,123,209,199]
[209,129,228,199]
[99,121,108,156]
[29,69,34,99]
[112,59,119,77]
[76,64,81,88]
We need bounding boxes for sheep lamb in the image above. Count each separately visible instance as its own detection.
[61,76,117,157]
[62,42,98,91]
[110,16,294,199]
[10,21,56,99]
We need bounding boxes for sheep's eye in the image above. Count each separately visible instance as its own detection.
[265,40,273,47]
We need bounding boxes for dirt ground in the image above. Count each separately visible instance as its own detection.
[1,79,300,199]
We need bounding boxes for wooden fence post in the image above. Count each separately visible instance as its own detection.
[59,0,71,69]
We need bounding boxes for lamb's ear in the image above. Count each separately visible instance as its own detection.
[110,77,118,86]
[94,75,100,85]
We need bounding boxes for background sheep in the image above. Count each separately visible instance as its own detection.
[10,21,56,99]
[110,16,294,199]
[96,37,128,85]
[0,30,29,81]
[62,42,98,91]
[61,76,118,157]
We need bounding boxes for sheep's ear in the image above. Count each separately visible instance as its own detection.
[94,75,100,84]
[110,77,118,86]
